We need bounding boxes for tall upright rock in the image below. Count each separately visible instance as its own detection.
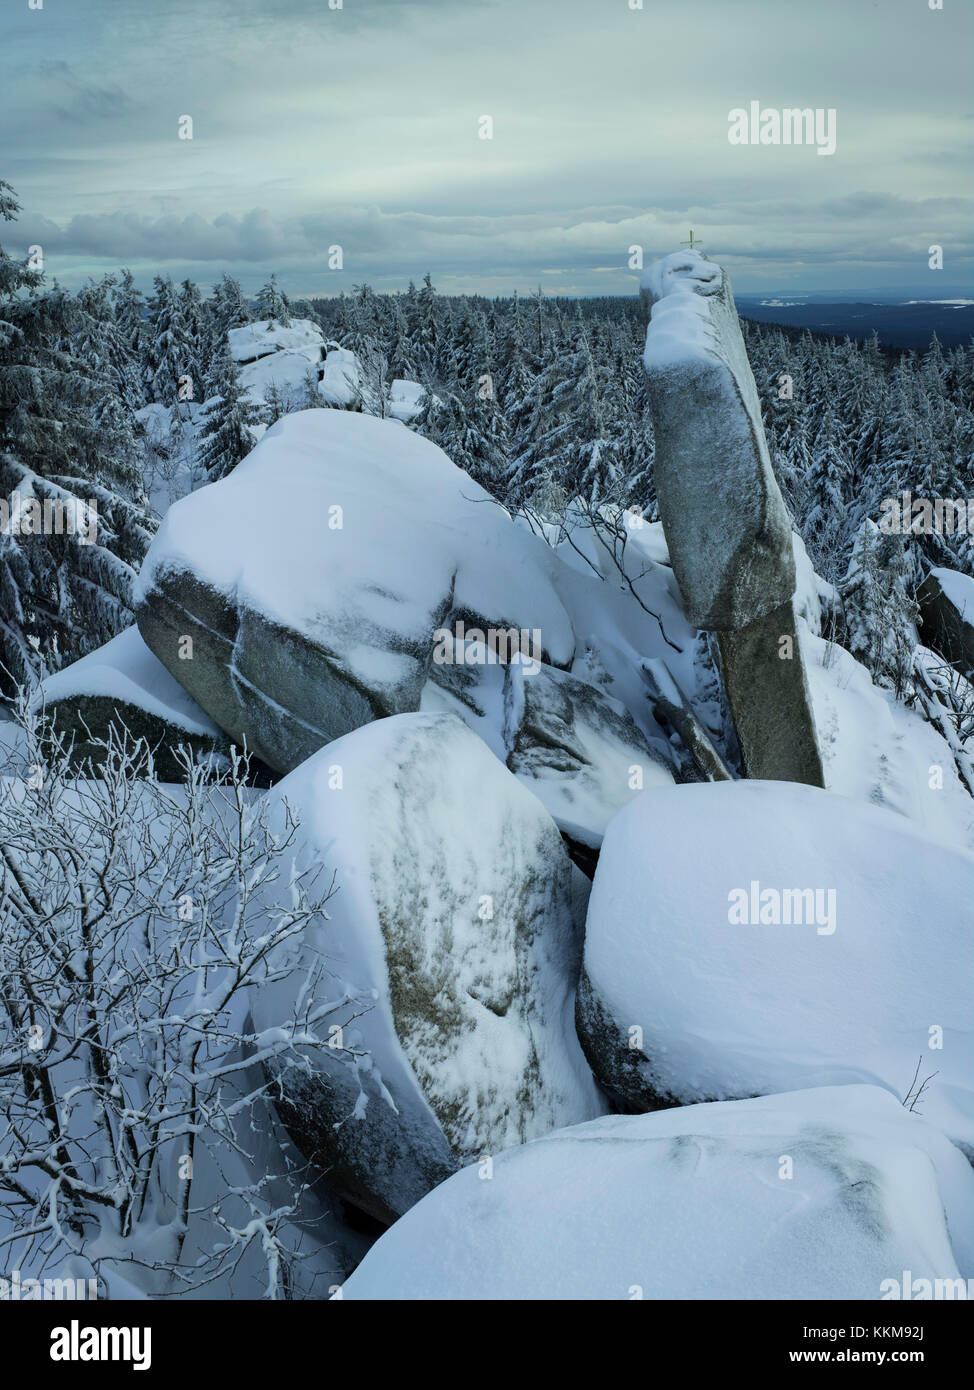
[639,251,825,787]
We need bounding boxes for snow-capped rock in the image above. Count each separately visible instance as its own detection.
[576,778,974,1154]
[135,409,575,774]
[228,318,325,364]
[918,567,974,680]
[640,251,824,787]
[34,626,230,781]
[251,712,606,1225]
[640,251,794,632]
[340,1085,974,1300]
[317,345,362,408]
[387,378,431,423]
[239,349,320,413]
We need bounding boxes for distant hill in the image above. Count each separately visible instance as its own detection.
[735,297,974,351]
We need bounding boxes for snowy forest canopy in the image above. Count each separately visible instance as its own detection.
[2,177,972,711]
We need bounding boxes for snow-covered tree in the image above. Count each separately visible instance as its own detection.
[0,711,356,1299]
[145,275,192,405]
[255,274,291,328]
[211,272,251,338]
[198,337,261,480]
[0,182,153,694]
[840,519,918,697]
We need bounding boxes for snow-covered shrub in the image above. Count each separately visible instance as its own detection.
[0,703,357,1298]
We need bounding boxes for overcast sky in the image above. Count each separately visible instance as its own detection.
[1,0,971,298]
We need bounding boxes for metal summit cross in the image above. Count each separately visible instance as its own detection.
[681,230,704,251]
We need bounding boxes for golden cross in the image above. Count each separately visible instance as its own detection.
[681,229,703,251]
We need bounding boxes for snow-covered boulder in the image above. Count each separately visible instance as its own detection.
[577,779,974,1153]
[228,318,325,365]
[239,349,319,413]
[225,319,327,413]
[317,345,362,409]
[387,379,432,423]
[640,251,824,786]
[33,627,230,781]
[252,712,606,1225]
[918,567,974,680]
[422,641,673,868]
[340,1085,974,1300]
[135,410,575,774]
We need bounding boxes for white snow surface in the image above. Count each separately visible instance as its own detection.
[583,778,974,1152]
[341,1085,974,1300]
[804,627,974,852]
[228,318,325,364]
[34,626,222,737]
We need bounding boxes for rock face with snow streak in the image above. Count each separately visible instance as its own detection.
[640,251,824,786]
[340,1085,974,1300]
[422,642,673,869]
[34,626,231,780]
[576,778,974,1154]
[135,410,575,774]
[918,567,974,680]
[252,712,606,1225]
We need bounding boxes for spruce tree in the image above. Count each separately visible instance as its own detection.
[211,273,251,338]
[0,181,153,693]
[255,274,291,327]
[145,276,192,405]
[198,337,261,480]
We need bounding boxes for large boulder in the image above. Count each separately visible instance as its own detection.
[252,711,606,1225]
[918,567,974,680]
[640,251,824,786]
[228,318,328,413]
[238,350,320,413]
[33,626,231,781]
[317,345,362,409]
[387,379,436,423]
[577,779,974,1155]
[228,319,326,365]
[340,1085,974,1300]
[135,410,574,774]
